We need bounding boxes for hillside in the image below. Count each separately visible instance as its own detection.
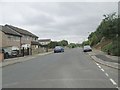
[94,37,112,50]
[82,13,120,56]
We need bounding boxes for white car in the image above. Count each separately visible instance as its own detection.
[83,45,92,52]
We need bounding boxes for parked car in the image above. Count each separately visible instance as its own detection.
[83,45,92,52]
[54,46,64,53]
[11,50,19,57]
[3,49,10,59]
[3,49,19,58]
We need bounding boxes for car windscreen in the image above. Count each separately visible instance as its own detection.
[55,46,62,49]
[84,46,91,49]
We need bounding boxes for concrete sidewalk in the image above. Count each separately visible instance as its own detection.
[87,49,120,70]
[0,51,53,68]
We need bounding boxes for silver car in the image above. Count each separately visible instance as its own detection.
[83,45,92,52]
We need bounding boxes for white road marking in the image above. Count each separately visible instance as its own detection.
[98,65,102,69]
[96,63,99,66]
[110,78,117,85]
[101,68,105,72]
[105,73,109,77]
[96,63,118,87]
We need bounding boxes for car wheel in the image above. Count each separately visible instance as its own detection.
[83,50,86,52]
[5,53,9,59]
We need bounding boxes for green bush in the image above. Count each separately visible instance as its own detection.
[111,38,120,56]
[102,42,112,53]
[102,38,120,56]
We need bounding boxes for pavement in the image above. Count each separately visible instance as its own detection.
[2,48,119,88]
[87,49,120,70]
[0,51,53,68]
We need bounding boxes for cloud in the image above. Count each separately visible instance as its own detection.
[0,2,118,43]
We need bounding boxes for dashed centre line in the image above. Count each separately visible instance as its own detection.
[98,65,102,69]
[96,63,99,66]
[110,78,117,85]
[95,62,118,88]
[105,73,109,77]
[101,68,105,72]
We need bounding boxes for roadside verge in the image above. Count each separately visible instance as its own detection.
[87,52,120,70]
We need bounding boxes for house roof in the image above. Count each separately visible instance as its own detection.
[38,39,51,42]
[1,26,22,37]
[5,24,39,38]
[31,41,39,45]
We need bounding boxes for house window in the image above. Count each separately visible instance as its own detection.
[8,35,12,40]
[23,35,30,40]
[14,36,20,41]
[7,35,20,41]
[32,37,35,41]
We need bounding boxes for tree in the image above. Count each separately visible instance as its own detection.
[60,40,68,46]
[87,12,118,47]
[48,41,58,48]
[48,40,69,48]
[85,12,120,56]
[69,43,77,48]
[82,40,89,46]
[100,13,118,39]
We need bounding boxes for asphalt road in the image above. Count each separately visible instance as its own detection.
[2,48,118,88]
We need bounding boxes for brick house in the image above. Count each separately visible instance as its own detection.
[0,25,22,60]
[0,26,3,61]
[0,25,22,52]
[38,39,51,52]
[5,25,39,55]
[0,48,4,62]
[38,39,51,45]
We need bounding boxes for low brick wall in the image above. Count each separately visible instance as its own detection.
[0,53,4,62]
[48,49,53,52]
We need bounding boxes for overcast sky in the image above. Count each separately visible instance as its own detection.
[0,2,118,43]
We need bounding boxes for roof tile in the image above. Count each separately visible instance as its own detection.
[5,24,38,38]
